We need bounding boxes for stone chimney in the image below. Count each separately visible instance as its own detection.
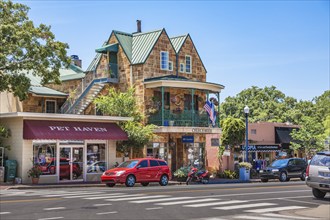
[71,55,82,68]
[137,20,141,33]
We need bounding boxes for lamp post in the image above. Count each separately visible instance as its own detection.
[244,105,249,163]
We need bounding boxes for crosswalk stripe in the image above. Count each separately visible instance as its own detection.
[0,212,11,215]
[233,215,284,220]
[64,193,123,198]
[107,195,170,201]
[213,203,276,210]
[42,192,103,197]
[43,207,66,211]
[93,203,112,207]
[262,213,317,219]
[155,198,220,206]
[131,197,193,204]
[85,194,145,200]
[246,206,306,213]
[184,200,247,208]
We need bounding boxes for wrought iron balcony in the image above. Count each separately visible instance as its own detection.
[148,110,213,127]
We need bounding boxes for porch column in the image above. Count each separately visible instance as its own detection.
[161,86,164,126]
[217,92,220,128]
[191,88,195,126]
[206,91,209,126]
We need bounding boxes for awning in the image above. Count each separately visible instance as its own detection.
[23,120,128,140]
[276,129,293,144]
[95,43,118,54]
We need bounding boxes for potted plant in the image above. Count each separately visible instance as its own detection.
[239,162,252,170]
[27,164,42,184]
[238,162,252,181]
[173,166,189,182]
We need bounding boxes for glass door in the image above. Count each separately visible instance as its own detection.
[59,146,84,181]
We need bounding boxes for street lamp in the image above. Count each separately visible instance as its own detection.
[244,105,249,163]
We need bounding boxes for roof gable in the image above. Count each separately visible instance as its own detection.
[113,30,133,62]
[170,34,188,53]
[132,29,163,64]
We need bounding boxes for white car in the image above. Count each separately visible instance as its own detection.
[305,151,330,199]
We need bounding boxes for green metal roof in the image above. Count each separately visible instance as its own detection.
[95,43,119,54]
[29,86,67,97]
[132,29,163,64]
[59,65,85,81]
[170,35,188,53]
[86,53,101,72]
[114,31,133,62]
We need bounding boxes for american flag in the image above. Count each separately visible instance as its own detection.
[204,100,216,126]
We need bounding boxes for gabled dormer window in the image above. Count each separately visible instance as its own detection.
[185,55,191,73]
[160,51,169,70]
[180,63,184,72]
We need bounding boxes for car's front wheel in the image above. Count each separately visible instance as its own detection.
[159,175,169,186]
[279,172,287,182]
[125,175,136,187]
[300,171,306,181]
[312,188,326,199]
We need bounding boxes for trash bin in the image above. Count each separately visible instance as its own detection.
[5,160,17,182]
[239,167,250,181]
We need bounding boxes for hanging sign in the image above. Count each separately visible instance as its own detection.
[182,136,194,143]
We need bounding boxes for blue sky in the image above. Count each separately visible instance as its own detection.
[16,0,329,102]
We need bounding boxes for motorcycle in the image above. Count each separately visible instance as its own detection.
[186,165,210,185]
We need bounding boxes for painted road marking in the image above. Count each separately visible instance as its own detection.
[131,197,193,203]
[42,192,103,197]
[37,217,64,220]
[96,211,118,215]
[155,198,220,206]
[93,203,112,207]
[145,207,163,210]
[43,207,66,211]
[233,215,283,220]
[64,193,123,199]
[184,200,247,208]
[246,205,306,213]
[213,202,276,210]
[0,212,11,215]
[0,198,62,204]
[108,195,170,201]
[86,194,145,200]
[263,213,317,219]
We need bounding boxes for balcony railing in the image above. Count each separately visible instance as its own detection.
[148,110,212,127]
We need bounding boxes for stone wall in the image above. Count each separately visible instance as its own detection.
[22,94,66,113]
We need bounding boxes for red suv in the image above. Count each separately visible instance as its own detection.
[101,158,171,187]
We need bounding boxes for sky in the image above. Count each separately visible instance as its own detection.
[15,0,329,102]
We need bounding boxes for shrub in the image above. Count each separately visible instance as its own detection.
[239,162,252,169]
[223,170,238,179]
[173,166,190,178]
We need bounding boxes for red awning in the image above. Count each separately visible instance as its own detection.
[23,120,128,140]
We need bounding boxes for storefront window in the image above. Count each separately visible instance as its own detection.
[147,143,168,160]
[33,142,56,175]
[86,144,106,173]
[185,143,204,167]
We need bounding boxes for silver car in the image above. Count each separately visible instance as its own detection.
[305,151,330,199]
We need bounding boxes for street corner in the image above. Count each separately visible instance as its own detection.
[280,204,330,220]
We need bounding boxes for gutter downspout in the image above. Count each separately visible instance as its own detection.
[130,65,133,86]
[175,53,179,78]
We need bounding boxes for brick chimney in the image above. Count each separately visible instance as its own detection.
[137,20,141,33]
[70,55,82,68]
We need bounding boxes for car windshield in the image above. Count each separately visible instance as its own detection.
[117,160,139,168]
[311,155,330,167]
[271,159,288,167]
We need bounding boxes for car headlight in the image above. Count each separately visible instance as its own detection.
[272,169,279,172]
[115,171,126,176]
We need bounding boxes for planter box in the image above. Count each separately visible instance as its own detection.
[239,168,250,181]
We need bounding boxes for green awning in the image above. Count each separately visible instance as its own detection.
[95,43,118,54]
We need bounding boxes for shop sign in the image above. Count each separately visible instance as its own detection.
[182,136,194,143]
[241,145,280,151]
[192,128,212,133]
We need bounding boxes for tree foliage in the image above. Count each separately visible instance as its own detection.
[220,86,330,152]
[220,117,245,147]
[94,87,157,153]
[0,0,70,100]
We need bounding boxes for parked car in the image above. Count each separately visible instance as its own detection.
[260,158,307,182]
[305,151,330,199]
[101,158,171,187]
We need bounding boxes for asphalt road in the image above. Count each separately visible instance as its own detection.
[1,182,329,220]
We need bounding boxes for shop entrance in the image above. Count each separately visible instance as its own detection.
[59,146,84,181]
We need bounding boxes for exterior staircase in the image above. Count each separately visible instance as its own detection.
[60,77,113,114]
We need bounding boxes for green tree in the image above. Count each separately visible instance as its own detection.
[94,87,156,155]
[218,117,245,171]
[290,116,326,154]
[0,0,70,101]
